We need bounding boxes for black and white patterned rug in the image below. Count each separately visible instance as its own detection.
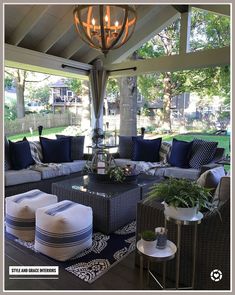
[6,221,136,284]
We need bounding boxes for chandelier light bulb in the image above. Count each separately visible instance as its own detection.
[91,18,96,26]
[105,15,108,23]
[115,21,119,28]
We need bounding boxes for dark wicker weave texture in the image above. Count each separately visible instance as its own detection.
[136,199,230,290]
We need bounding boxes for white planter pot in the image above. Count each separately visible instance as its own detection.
[141,238,157,251]
[164,202,198,220]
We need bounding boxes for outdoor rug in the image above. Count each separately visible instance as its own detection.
[5,221,136,284]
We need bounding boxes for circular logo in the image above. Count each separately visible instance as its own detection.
[210,269,222,282]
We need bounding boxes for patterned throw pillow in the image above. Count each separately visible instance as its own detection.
[28,140,43,163]
[189,139,218,169]
[118,135,143,159]
[56,135,85,160]
[4,136,12,170]
[159,141,172,163]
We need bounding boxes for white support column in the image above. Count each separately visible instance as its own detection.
[179,8,191,54]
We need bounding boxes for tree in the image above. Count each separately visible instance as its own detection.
[27,85,51,105]
[65,78,83,96]
[137,8,230,131]
[5,68,50,118]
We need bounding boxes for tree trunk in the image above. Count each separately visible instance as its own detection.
[119,53,138,136]
[15,70,26,118]
[162,72,172,132]
[81,81,91,132]
[119,76,137,136]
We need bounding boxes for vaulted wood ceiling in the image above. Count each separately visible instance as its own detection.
[4,4,230,78]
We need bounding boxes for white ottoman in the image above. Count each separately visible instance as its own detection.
[5,189,58,241]
[35,200,93,261]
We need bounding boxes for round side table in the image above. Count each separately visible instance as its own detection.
[137,239,177,290]
[164,211,203,289]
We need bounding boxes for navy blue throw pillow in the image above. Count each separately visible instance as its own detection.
[169,138,193,168]
[56,135,85,160]
[40,137,72,163]
[118,135,143,159]
[132,138,162,162]
[9,139,35,170]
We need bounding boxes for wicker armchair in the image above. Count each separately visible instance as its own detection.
[135,176,230,290]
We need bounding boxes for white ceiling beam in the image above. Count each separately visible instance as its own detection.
[192,5,230,16]
[179,8,191,54]
[104,6,179,65]
[5,44,92,79]
[106,46,230,77]
[37,8,74,53]
[60,39,84,59]
[8,5,49,45]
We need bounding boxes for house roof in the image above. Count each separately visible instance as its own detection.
[49,79,67,88]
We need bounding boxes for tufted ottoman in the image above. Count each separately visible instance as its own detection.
[35,200,93,261]
[5,189,58,241]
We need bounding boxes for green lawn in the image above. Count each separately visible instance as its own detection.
[7,126,67,141]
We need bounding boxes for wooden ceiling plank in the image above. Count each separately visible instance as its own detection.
[192,5,230,16]
[106,46,230,77]
[8,5,49,45]
[103,6,179,65]
[78,48,102,64]
[60,39,84,59]
[37,8,74,53]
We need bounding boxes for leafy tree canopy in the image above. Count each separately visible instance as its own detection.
[65,78,83,96]
[137,8,230,101]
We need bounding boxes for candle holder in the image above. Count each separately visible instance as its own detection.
[155,227,168,249]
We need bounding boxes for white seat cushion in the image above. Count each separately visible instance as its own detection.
[35,200,93,261]
[5,169,41,187]
[30,165,70,179]
[5,190,58,241]
[61,160,86,174]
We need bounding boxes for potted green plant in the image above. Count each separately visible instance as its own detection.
[146,178,212,220]
[140,230,157,250]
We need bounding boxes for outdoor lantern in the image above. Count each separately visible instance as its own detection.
[73,5,137,56]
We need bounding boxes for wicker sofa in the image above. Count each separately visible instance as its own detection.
[5,137,225,198]
[135,175,230,290]
[114,140,225,180]
[5,137,86,197]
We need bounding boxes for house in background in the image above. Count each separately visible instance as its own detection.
[49,79,82,114]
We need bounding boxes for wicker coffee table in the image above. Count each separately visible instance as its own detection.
[52,174,162,234]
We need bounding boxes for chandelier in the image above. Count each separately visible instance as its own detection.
[73,5,137,56]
